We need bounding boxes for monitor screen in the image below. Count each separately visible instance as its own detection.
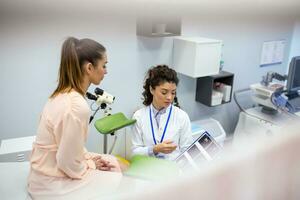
[286,56,300,96]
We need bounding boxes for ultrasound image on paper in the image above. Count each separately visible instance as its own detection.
[175,132,222,170]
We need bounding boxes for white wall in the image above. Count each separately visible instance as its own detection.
[0,12,297,156]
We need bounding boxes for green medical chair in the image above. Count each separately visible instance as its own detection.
[94,112,136,154]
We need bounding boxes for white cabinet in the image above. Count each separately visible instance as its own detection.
[172,37,222,78]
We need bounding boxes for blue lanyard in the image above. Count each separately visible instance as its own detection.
[149,105,173,145]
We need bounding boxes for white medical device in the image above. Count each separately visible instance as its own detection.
[250,72,286,114]
[94,88,115,105]
[86,88,136,154]
[86,88,115,108]
[250,83,284,113]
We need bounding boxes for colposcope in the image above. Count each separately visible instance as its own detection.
[86,88,136,154]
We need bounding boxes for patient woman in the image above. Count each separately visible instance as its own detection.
[131,65,193,160]
[28,37,122,199]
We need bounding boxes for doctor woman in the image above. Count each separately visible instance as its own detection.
[28,37,122,199]
[131,65,193,160]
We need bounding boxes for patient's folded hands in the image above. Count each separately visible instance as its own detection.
[92,156,116,171]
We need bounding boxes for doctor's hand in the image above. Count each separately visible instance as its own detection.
[153,139,177,154]
[92,156,116,171]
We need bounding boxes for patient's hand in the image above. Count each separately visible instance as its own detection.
[92,156,116,171]
[153,139,177,154]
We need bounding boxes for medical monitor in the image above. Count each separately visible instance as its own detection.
[286,56,300,98]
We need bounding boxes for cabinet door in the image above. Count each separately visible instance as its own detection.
[195,43,221,77]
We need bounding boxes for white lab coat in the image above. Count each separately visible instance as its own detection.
[131,104,193,160]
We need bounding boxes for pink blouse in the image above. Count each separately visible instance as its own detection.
[28,91,121,198]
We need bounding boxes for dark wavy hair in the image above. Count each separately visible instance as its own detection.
[142,65,180,107]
